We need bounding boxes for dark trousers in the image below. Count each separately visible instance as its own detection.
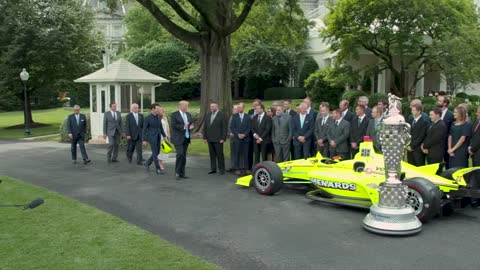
[407,148,425,166]
[427,154,443,164]
[351,148,359,159]
[126,138,142,163]
[294,140,311,159]
[253,142,268,167]
[248,137,254,169]
[317,144,329,158]
[107,132,120,161]
[290,140,295,160]
[146,135,161,170]
[232,139,250,170]
[274,143,290,162]
[174,139,189,176]
[208,142,225,172]
[71,134,88,161]
[473,151,480,167]
[230,139,236,169]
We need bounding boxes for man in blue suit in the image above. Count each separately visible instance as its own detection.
[143,103,167,175]
[67,105,90,165]
[230,102,252,175]
[437,95,454,167]
[125,103,144,165]
[292,103,315,159]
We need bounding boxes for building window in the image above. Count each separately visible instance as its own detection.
[113,25,123,37]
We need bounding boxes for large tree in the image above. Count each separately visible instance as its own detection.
[0,0,102,123]
[322,0,480,97]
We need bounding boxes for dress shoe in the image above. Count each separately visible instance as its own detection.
[127,158,132,163]
[72,160,77,164]
[208,171,217,174]
[111,160,119,163]
[144,163,150,171]
[156,169,165,175]
[226,168,234,172]
[137,162,143,165]
[175,174,182,180]
[83,159,91,165]
[219,171,225,175]
[181,175,189,179]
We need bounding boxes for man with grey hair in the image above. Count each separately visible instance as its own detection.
[272,105,292,162]
[67,105,90,164]
[292,103,315,159]
[125,103,144,165]
[230,102,252,175]
[358,96,372,119]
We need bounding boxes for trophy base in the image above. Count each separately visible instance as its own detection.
[362,204,422,236]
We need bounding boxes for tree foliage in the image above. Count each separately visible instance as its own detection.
[0,0,102,116]
[304,68,345,109]
[322,0,480,97]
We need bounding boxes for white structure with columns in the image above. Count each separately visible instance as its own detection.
[74,58,168,142]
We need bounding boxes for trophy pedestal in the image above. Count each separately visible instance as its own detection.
[363,183,422,235]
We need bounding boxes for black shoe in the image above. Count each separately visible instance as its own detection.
[219,171,225,175]
[111,160,119,163]
[107,158,112,163]
[83,159,91,165]
[72,160,77,164]
[127,158,132,163]
[175,174,182,180]
[144,163,150,171]
[137,162,143,165]
[227,168,234,172]
[208,171,217,174]
[156,169,165,175]
[181,175,189,179]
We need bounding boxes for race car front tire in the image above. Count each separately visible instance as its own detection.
[252,161,283,195]
[404,177,441,222]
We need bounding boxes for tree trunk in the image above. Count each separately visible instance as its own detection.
[21,90,34,126]
[193,31,232,134]
[233,79,240,99]
[390,69,409,97]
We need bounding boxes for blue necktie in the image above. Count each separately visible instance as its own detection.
[182,112,190,138]
[300,115,305,128]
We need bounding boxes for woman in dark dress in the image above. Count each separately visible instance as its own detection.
[448,105,472,168]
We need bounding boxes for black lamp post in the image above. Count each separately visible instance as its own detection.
[20,68,31,136]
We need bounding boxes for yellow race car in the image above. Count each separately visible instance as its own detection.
[236,139,480,222]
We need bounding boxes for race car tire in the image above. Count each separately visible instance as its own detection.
[252,161,283,195]
[440,167,463,180]
[404,177,441,222]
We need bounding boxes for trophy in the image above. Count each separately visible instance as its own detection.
[362,94,422,235]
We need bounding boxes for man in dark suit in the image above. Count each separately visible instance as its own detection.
[203,102,228,175]
[339,100,354,123]
[248,99,262,116]
[358,96,372,119]
[407,99,430,124]
[314,102,334,157]
[67,105,90,165]
[437,95,454,167]
[103,102,122,162]
[304,97,318,157]
[283,99,297,117]
[143,103,167,175]
[272,106,292,162]
[328,108,351,160]
[366,105,383,153]
[422,108,448,164]
[252,104,272,166]
[230,102,252,175]
[125,103,144,165]
[469,107,480,166]
[171,100,194,180]
[350,105,369,158]
[247,99,261,169]
[292,103,315,159]
[407,103,428,166]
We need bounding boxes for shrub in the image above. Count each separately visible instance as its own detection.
[304,69,344,109]
[455,92,469,99]
[367,93,388,109]
[264,87,305,100]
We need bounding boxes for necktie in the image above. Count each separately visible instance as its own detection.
[277,116,282,124]
[182,112,190,139]
[300,115,305,128]
[210,112,215,124]
[412,119,417,128]
[475,121,480,133]
[134,113,138,125]
[322,117,326,126]
[358,117,362,127]
[259,115,262,125]
[113,112,116,121]
[336,121,339,127]
[76,114,80,125]
[240,113,243,123]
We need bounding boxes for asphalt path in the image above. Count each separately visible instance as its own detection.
[1,140,480,270]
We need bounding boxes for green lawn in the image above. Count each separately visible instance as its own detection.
[188,139,231,158]
[0,176,221,270]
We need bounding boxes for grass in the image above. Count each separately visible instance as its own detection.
[0,176,221,270]
[188,139,231,158]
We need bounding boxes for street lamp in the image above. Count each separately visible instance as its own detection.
[20,68,31,136]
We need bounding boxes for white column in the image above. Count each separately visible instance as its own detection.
[415,64,425,97]
[439,73,447,92]
[377,69,386,94]
[151,85,155,104]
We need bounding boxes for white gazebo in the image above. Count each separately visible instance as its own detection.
[74,58,168,142]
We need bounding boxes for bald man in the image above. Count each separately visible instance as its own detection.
[125,103,144,164]
[171,100,193,180]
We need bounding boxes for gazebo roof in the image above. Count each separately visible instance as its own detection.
[74,58,169,84]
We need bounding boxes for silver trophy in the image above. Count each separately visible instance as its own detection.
[362,94,422,235]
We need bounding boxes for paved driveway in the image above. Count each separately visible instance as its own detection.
[1,140,479,270]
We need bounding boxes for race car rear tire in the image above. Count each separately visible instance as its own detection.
[252,161,283,195]
[440,167,463,180]
[404,177,441,222]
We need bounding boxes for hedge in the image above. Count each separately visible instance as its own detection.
[264,87,305,100]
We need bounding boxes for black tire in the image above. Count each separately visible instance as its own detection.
[252,161,284,195]
[403,177,441,222]
[440,167,463,180]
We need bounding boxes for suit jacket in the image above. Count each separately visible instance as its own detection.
[366,118,382,152]
[442,109,454,131]
[103,111,122,136]
[125,112,144,141]
[407,112,430,125]
[365,107,372,119]
[423,120,447,159]
[170,110,193,145]
[286,109,297,117]
[342,110,355,123]
[230,113,252,142]
[292,113,314,145]
[272,114,292,145]
[307,108,318,122]
[252,114,272,143]
[142,113,166,142]
[67,113,87,137]
[314,115,335,143]
[470,120,480,153]
[203,111,228,142]
[408,116,428,150]
[327,119,351,153]
[350,115,369,144]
